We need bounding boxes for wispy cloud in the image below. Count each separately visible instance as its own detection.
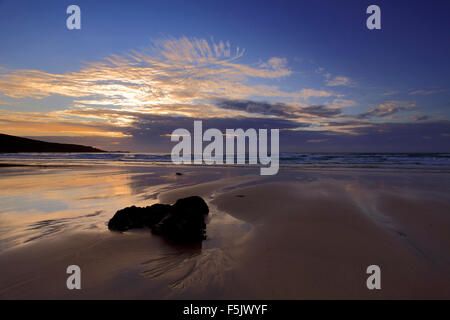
[0,36,440,146]
[0,109,128,137]
[325,74,355,87]
[409,89,447,95]
[0,36,356,137]
[382,90,400,96]
[298,88,333,100]
[307,139,328,143]
[331,99,357,108]
[356,101,416,119]
[0,37,292,107]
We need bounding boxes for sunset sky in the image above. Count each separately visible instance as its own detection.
[0,0,449,152]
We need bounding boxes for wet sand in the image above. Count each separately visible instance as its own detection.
[0,165,449,299]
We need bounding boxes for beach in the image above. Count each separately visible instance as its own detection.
[0,162,449,299]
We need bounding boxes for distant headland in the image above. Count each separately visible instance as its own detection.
[0,133,105,153]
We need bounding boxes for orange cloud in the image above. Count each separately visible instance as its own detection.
[0,37,362,137]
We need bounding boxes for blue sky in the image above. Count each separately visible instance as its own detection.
[0,0,449,152]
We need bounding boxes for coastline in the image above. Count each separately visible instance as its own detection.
[0,164,449,299]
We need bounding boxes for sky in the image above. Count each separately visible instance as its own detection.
[0,0,449,152]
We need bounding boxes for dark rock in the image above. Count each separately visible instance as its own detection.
[108,196,209,243]
[175,172,183,176]
[107,204,170,232]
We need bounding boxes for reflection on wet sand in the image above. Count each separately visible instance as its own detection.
[0,165,449,299]
[138,201,252,293]
[0,164,255,299]
[0,165,238,251]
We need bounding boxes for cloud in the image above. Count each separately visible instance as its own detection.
[0,36,444,151]
[0,37,292,111]
[301,105,341,118]
[357,101,415,119]
[213,99,294,118]
[315,67,325,74]
[409,89,447,95]
[0,36,310,138]
[281,120,450,153]
[298,88,333,100]
[259,57,289,71]
[0,109,128,137]
[213,98,342,120]
[412,115,430,121]
[331,99,357,108]
[382,90,400,96]
[325,74,355,87]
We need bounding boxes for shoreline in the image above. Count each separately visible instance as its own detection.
[0,165,449,299]
[2,161,450,175]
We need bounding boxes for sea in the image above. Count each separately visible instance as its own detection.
[0,152,449,170]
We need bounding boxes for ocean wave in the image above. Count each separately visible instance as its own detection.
[0,152,449,169]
